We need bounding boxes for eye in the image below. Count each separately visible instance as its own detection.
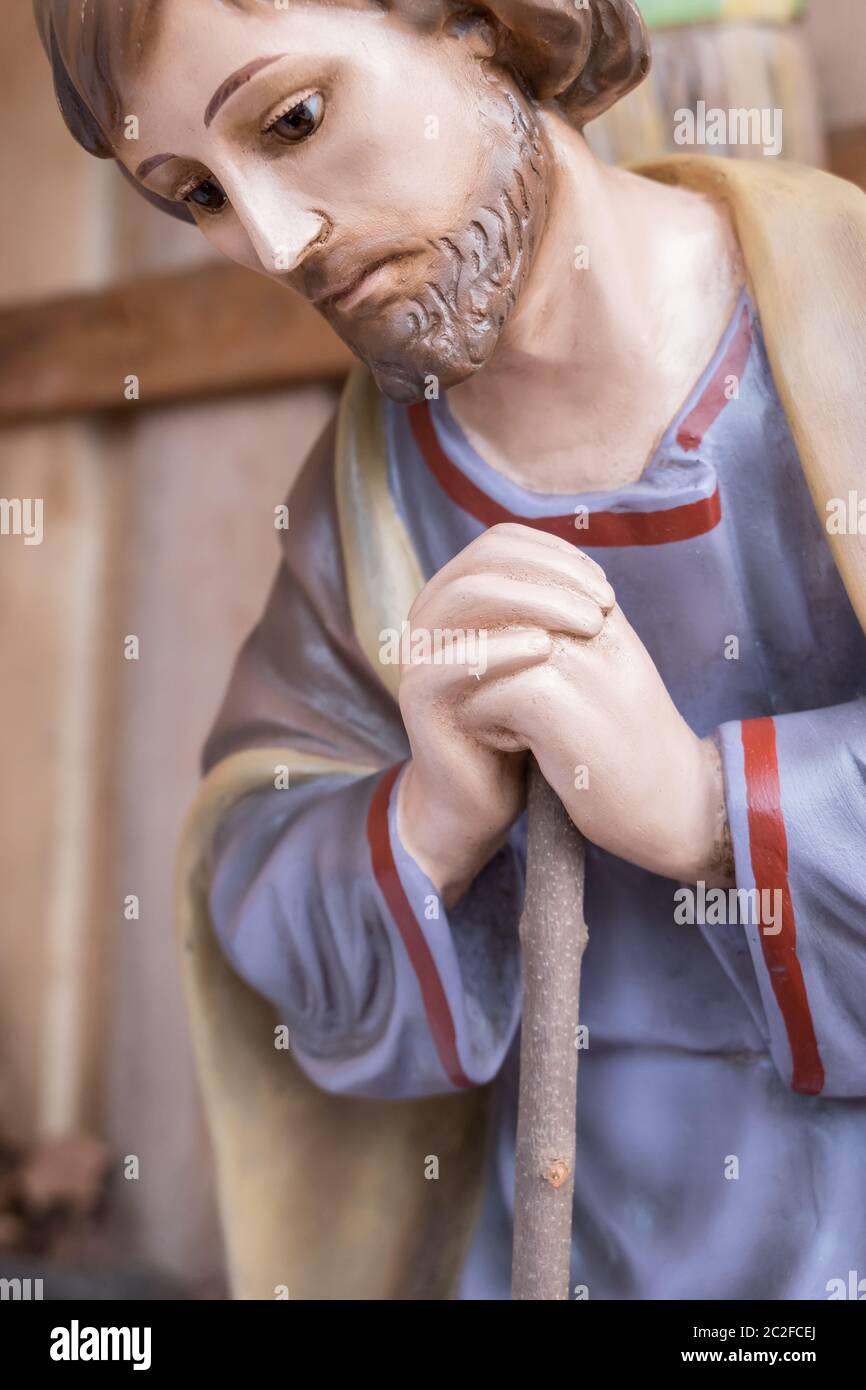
[184,178,227,213]
[266,92,325,144]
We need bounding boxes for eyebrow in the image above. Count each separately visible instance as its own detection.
[135,152,176,180]
[204,54,287,129]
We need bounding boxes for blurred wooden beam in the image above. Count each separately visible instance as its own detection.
[828,122,866,192]
[0,263,352,426]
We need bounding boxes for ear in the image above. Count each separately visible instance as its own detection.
[443,6,498,59]
[482,0,650,126]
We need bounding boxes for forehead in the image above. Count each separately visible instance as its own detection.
[53,0,440,148]
[136,0,386,68]
[117,0,422,156]
[116,0,433,159]
[128,0,394,101]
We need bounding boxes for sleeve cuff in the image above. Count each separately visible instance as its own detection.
[366,763,521,1091]
[718,717,825,1096]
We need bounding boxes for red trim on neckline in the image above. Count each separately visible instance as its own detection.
[741,718,824,1096]
[677,302,753,452]
[409,402,722,547]
[366,764,472,1090]
[408,300,753,545]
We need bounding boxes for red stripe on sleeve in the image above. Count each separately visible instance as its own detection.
[366,764,472,1090]
[409,402,722,546]
[741,718,824,1096]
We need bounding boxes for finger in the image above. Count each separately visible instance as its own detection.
[412,572,607,640]
[399,627,552,703]
[483,523,612,590]
[417,543,616,616]
[413,524,615,620]
[458,661,554,739]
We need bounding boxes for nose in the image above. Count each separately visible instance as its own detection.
[222,168,328,274]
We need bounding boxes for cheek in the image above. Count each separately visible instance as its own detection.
[307,66,493,237]
[197,215,263,274]
[390,110,488,226]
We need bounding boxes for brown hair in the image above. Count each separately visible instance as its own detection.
[33,0,649,222]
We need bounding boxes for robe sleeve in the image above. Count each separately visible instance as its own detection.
[209,768,522,1099]
[202,416,522,1099]
[717,697,866,1098]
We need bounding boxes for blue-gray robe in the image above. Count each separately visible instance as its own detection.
[204,290,866,1300]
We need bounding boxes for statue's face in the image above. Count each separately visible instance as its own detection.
[120,0,549,401]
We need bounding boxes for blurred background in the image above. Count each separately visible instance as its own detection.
[0,0,864,1299]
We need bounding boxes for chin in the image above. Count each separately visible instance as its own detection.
[368,350,488,405]
[332,289,519,404]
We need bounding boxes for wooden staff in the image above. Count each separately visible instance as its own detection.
[511,759,588,1301]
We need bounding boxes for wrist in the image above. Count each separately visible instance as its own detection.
[396,760,509,908]
[658,735,734,886]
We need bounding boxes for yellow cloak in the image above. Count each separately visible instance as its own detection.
[176,156,866,1300]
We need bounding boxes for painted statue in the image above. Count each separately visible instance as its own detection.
[36,0,866,1300]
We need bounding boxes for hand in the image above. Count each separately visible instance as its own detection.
[396,524,614,905]
[457,532,733,885]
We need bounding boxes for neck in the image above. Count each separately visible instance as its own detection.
[447,122,744,493]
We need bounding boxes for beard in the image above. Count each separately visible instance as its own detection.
[318,84,549,404]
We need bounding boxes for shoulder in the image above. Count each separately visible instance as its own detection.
[633,154,866,249]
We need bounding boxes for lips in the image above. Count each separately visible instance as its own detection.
[312,253,406,314]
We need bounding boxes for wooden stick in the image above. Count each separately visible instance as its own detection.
[511,759,588,1301]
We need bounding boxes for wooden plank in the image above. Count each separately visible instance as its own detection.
[0,263,352,425]
[828,123,866,192]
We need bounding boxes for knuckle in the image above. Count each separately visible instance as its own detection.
[487,521,535,544]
